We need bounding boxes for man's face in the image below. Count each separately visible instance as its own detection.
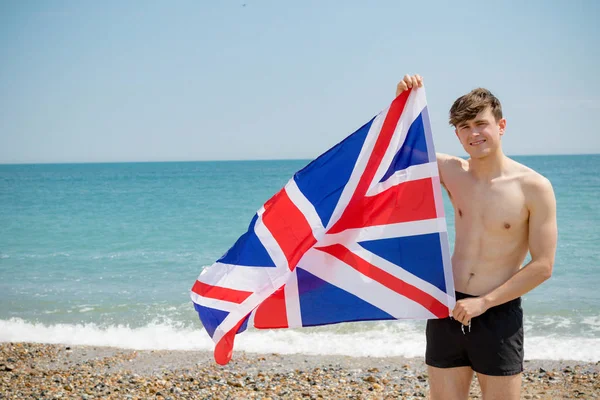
[454,107,506,159]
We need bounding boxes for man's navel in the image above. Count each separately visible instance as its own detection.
[465,272,475,289]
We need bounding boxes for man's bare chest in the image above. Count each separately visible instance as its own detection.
[447,179,529,233]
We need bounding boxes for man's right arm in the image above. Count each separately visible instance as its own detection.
[436,152,454,190]
[435,153,465,200]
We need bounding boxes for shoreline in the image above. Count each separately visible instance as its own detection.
[1,343,598,399]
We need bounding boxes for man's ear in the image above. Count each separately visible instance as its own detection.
[498,118,507,136]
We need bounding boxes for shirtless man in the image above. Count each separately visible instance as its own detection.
[395,74,558,400]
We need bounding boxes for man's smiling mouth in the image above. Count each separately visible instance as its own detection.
[470,139,486,146]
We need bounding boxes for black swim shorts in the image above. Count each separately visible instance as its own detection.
[425,292,524,376]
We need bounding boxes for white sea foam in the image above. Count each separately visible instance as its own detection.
[0,318,212,351]
[582,316,600,332]
[19,252,71,259]
[1,318,599,362]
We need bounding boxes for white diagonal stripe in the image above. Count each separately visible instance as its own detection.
[211,269,292,344]
[347,242,449,306]
[190,291,240,313]
[326,109,388,230]
[255,212,289,271]
[197,262,281,292]
[298,248,437,319]
[211,292,267,344]
[367,161,439,196]
[316,218,447,247]
[285,178,325,237]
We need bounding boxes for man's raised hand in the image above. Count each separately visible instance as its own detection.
[396,74,423,97]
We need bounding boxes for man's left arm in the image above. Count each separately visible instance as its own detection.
[452,177,557,324]
[481,177,557,308]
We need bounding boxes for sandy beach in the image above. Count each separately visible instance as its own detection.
[0,343,597,399]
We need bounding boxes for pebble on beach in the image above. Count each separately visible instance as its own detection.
[0,343,598,399]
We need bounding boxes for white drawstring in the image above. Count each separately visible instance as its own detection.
[461,320,472,334]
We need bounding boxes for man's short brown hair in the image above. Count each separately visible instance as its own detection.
[449,88,503,127]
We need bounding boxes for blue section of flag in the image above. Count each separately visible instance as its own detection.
[217,214,276,267]
[293,118,373,228]
[237,314,250,333]
[380,113,429,182]
[358,233,446,292]
[194,303,229,338]
[296,267,394,325]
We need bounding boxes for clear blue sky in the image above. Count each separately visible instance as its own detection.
[1,0,599,164]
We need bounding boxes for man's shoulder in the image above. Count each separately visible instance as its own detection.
[437,153,466,169]
[509,159,554,204]
[511,160,551,186]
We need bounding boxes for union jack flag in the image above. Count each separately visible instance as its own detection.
[191,88,455,364]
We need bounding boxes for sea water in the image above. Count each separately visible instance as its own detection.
[0,155,598,361]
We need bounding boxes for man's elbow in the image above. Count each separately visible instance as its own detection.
[539,260,554,281]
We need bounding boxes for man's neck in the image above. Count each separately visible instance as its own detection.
[468,149,508,181]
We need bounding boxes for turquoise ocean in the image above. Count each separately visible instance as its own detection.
[1,155,598,361]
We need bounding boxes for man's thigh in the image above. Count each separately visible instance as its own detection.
[428,365,474,400]
[476,372,522,400]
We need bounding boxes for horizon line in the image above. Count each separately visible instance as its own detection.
[0,152,599,166]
